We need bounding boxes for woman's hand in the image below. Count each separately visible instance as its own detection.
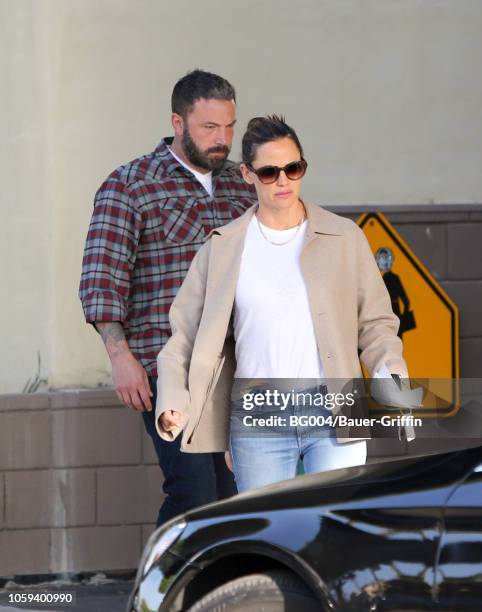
[224,451,233,472]
[160,410,183,432]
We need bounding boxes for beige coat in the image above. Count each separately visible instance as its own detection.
[155,201,408,452]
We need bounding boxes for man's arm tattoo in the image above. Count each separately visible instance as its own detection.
[95,322,130,359]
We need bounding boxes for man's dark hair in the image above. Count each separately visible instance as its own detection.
[242,114,304,165]
[171,69,236,118]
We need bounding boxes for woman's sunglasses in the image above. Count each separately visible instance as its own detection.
[247,159,308,184]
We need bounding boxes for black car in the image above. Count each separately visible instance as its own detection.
[128,443,482,611]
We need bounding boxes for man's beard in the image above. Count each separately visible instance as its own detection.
[181,128,230,172]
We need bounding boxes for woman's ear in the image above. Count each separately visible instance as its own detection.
[240,163,254,184]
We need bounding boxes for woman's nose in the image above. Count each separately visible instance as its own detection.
[276,169,289,186]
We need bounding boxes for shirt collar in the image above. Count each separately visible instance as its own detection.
[153,137,241,180]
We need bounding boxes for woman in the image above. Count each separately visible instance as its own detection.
[156,115,408,492]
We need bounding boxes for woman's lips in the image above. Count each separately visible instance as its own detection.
[275,191,293,198]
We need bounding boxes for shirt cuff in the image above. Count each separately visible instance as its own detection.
[81,291,127,324]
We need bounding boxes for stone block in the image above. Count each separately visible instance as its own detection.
[460,338,482,378]
[329,204,478,225]
[395,224,447,280]
[49,388,122,409]
[51,408,141,467]
[441,281,482,338]
[0,529,50,576]
[97,466,162,525]
[0,473,4,528]
[390,212,469,224]
[0,394,49,412]
[141,427,159,465]
[50,526,140,573]
[141,524,157,550]
[0,412,50,470]
[5,469,95,528]
[448,224,482,279]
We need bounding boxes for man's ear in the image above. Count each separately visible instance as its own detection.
[240,163,254,184]
[171,113,184,137]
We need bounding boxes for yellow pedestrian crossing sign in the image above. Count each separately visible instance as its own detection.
[358,213,459,416]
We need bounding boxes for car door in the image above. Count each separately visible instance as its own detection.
[436,459,482,610]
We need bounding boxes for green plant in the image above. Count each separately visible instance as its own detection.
[22,351,48,393]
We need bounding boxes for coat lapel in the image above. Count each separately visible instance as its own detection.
[191,208,255,366]
[300,201,344,316]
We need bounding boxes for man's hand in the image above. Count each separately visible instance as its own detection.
[96,321,153,411]
[111,350,152,411]
[159,410,183,433]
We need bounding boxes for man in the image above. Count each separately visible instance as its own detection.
[79,70,257,526]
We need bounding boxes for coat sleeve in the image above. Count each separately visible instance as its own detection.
[155,240,211,441]
[355,225,409,379]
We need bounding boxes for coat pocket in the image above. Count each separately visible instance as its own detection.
[186,355,226,445]
[205,355,226,401]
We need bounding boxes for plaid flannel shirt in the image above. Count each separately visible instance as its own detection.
[79,138,257,377]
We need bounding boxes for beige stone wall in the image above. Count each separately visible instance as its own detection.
[0,389,159,575]
[1,0,482,391]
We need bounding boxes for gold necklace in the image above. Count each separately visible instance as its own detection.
[256,211,306,246]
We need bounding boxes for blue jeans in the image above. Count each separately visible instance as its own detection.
[229,384,367,492]
[143,378,237,527]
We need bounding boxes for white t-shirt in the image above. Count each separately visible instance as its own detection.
[168,148,213,197]
[234,216,324,379]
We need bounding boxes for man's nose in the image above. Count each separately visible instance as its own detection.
[215,127,227,145]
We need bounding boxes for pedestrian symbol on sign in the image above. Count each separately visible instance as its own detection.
[375,246,416,340]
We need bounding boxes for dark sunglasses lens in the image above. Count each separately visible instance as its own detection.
[285,161,306,180]
[256,166,279,183]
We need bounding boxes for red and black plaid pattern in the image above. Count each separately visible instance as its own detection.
[79,138,256,377]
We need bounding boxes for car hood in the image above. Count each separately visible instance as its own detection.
[185,446,482,521]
